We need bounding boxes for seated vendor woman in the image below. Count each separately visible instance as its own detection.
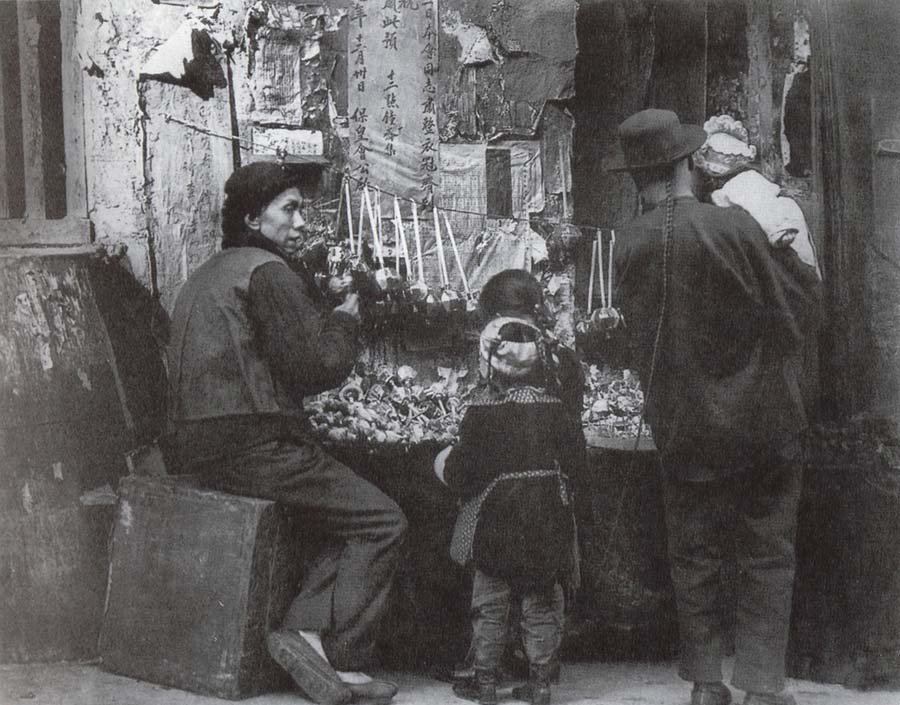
[166,161,407,705]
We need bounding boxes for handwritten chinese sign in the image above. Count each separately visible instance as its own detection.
[348,0,439,204]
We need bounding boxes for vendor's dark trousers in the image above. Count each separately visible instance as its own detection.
[199,438,408,671]
[663,459,802,694]
[471,570,564,672]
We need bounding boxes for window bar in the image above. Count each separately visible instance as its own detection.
[61,0,86,217]
[0,27,8,220]
[17,0,46,219]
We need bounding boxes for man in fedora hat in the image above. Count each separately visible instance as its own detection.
[600,109,823,705]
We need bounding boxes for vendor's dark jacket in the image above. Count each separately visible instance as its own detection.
[443,383,585,590]
[166,234,359,469]
[606,196,823,480]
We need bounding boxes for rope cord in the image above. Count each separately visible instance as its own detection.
[598,175,675,573]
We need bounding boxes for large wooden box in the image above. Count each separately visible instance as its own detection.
[99,476,304,699]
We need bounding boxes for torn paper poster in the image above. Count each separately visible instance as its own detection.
[540,104,574,194]
[489,0,576,64]
[348,0,439,203]
[439,143,487,237]
[248,5,330,124]
[248,127,324,162]
[507,141,545,216]
[442,8,496,65]
[464,220,548,290]
[500,54,576,105]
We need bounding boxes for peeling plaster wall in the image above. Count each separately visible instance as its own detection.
[77,0,209,287]
[74,0,342,307]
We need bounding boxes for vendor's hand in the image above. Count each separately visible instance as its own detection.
[328,274,353,298]
[335,292,360,321]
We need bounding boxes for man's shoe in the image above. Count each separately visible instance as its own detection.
[267,630,353,705]
[692,682,732,705]
[509,663,553,705]
[346,679,398,704]
[744,691,797,705]
[452,669,498,705]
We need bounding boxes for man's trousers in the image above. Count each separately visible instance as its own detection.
[663,458,803,694]
[198,436,408,671]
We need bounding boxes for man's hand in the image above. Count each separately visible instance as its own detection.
[335,292,361,321]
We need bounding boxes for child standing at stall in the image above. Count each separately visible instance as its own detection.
[434,269,585,705]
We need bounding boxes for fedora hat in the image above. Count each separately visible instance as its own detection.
[606,109,707,172]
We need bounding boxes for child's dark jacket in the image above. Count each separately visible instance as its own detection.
[443,384,586,591]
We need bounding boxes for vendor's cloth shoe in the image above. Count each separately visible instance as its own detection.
[267,630,352,705]
[452,668,498,705]
[692,681,732,705]
[744,691,796,705]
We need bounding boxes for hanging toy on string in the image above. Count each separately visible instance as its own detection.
[423,208,445,320]
[585,230,623,333]
[433,207,461,315]
[391,197,417,318]
[406,201,431,323]
[363,186,394,294]
[441,209,478,318]
[407,201,430,305]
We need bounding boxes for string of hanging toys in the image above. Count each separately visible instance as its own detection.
[322,177,480,335]
[578,229,624,336]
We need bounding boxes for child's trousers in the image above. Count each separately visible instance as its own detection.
[471,569,564,671]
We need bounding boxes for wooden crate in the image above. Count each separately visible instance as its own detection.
[99,476,304,699]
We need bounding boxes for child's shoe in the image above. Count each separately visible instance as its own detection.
[511,663,552,705]
[452,668,498,705]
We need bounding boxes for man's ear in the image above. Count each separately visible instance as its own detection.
[244,212,261,231]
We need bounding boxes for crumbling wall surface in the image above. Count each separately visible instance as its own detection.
[75,0,245,304]
[78,0,189,288]
[74,0,340,307]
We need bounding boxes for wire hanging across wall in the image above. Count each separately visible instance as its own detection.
[161,113,619,240]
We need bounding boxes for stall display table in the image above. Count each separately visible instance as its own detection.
[326,435,679,672]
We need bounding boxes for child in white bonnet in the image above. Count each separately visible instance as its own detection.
[695,114,822,279]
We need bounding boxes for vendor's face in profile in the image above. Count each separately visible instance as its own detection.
[246,187,310,254]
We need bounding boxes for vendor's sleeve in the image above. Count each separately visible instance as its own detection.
[249,260,359,400]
